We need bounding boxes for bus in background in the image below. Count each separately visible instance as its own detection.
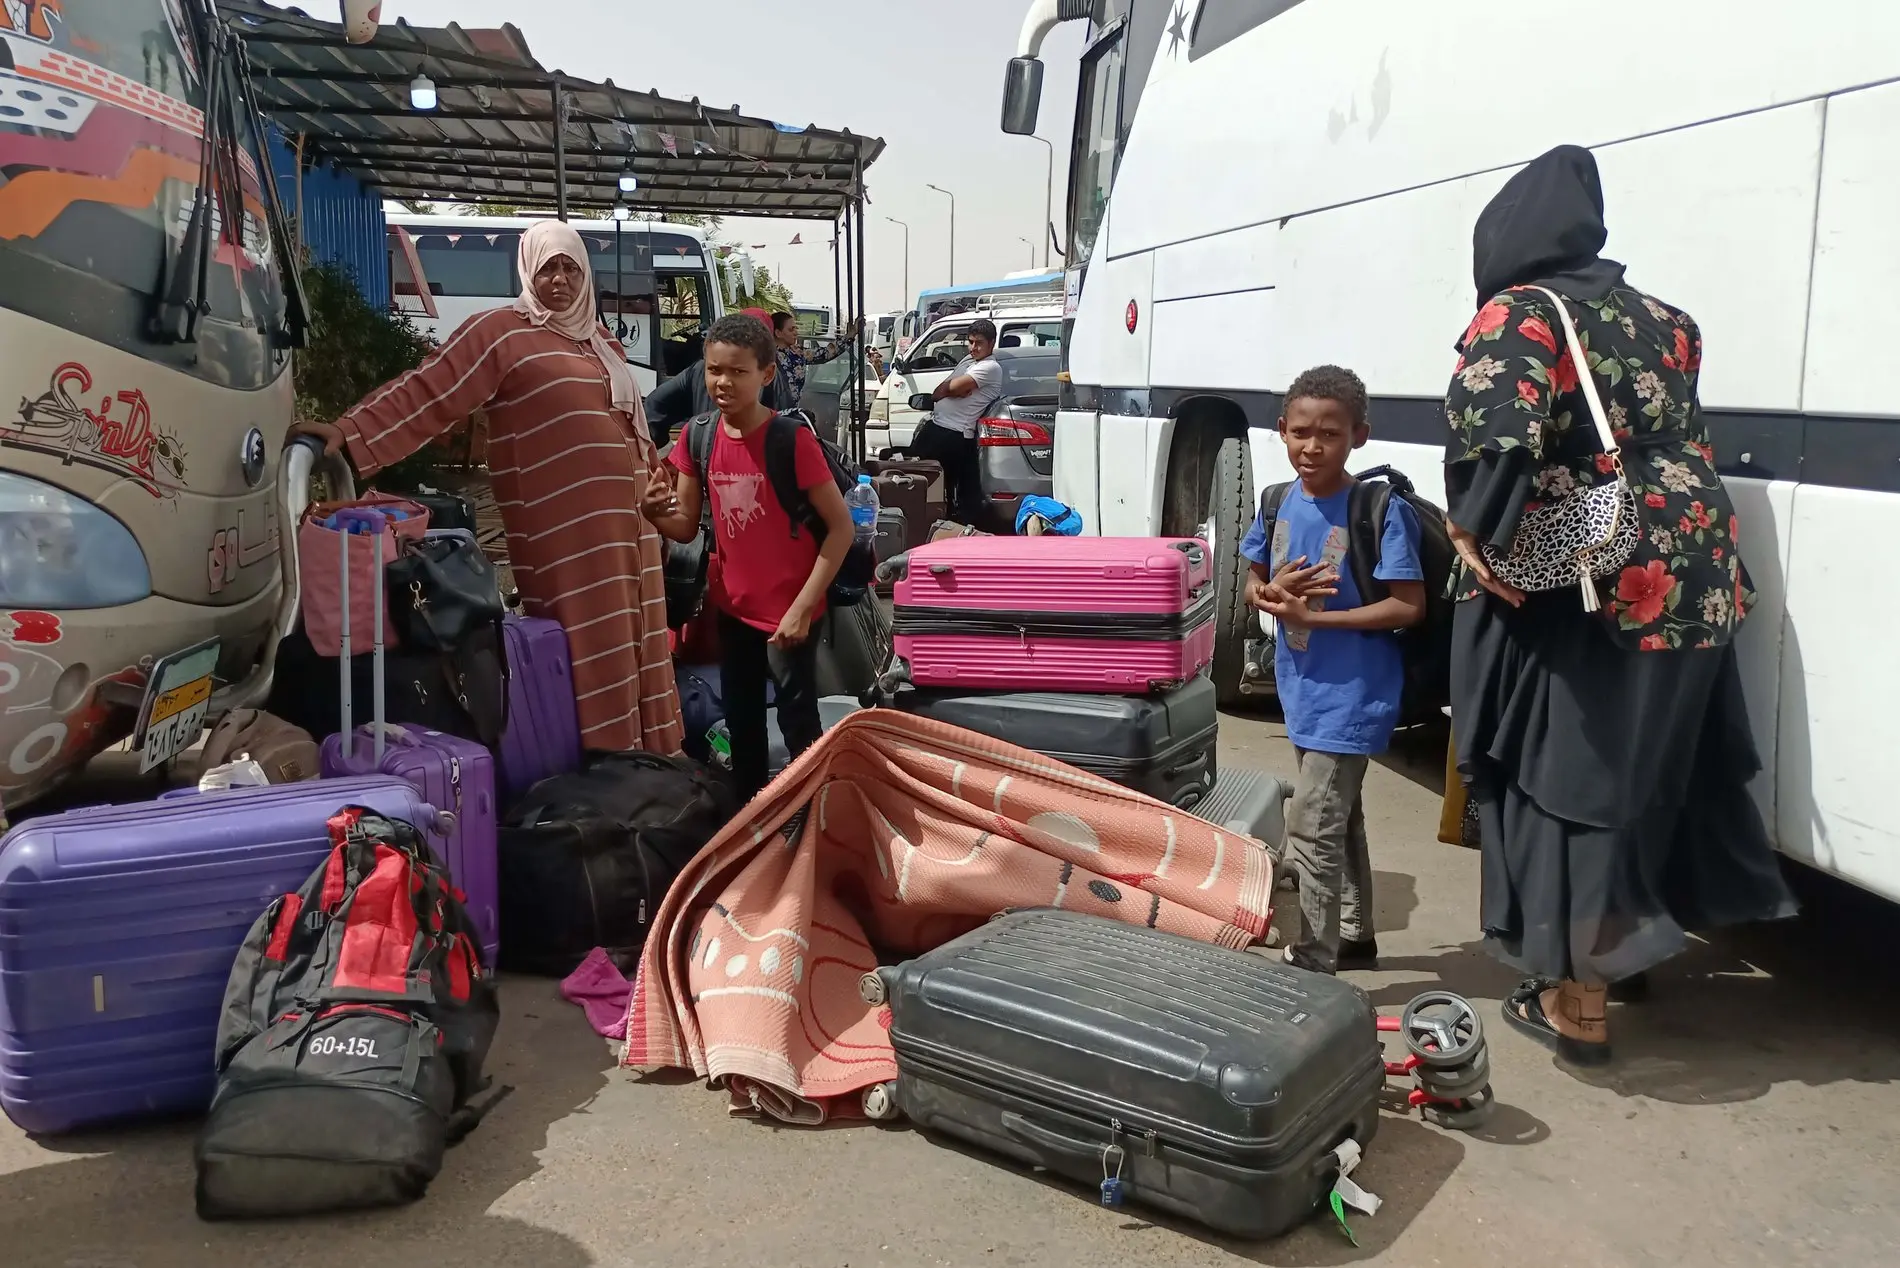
[1000,0,1900,903]
[793,305,836,343]
[912,269,1063,331]
[387,213,726,394]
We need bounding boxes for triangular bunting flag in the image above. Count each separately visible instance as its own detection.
[789,233,802,245]
[659,132,678,157]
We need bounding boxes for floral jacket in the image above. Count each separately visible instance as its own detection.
[1444,284,1752,651]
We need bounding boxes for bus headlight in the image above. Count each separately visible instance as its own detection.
[0,473,153,608]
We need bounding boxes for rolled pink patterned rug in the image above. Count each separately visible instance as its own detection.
[623,709,1274,1124]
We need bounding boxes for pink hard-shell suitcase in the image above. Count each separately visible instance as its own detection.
[0,775,450,1135]
[886,536,1215,693]
[317,523,501,965]
[496,614,583,804]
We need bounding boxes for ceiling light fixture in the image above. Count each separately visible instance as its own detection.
[409,74,437,111]
[618,165,638,194]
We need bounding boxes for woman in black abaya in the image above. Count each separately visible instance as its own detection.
[1442,145,1796,1064]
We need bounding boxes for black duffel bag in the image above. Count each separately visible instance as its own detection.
[196,808,500,1220]
[499,752,735,977]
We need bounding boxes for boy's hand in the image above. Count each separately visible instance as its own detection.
[1273,557,1339,600]
[641,468,680,523]
[1259,593,1313,629]
[1245,574,1275,612]
[770,605,813,648]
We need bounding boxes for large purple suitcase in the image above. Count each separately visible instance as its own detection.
[497,614,583,803]
[321,727,499,966]
[0,775,447,1135]
[316,522,502,964]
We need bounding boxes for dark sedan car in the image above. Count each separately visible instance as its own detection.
[898,347,1062,533]
[976,347,1060,531]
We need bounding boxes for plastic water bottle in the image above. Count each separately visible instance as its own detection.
[846,474,880,546]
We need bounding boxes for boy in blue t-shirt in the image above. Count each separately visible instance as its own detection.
[1241,365,1427,974]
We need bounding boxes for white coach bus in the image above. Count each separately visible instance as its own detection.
[387,213,725,394]
[1001,0,1900,902]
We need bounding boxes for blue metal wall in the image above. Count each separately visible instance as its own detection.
[267,130,390,311]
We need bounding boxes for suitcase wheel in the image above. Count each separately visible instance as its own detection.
[1399,991,1485,1069]
[861,1080,901,1121]
[857,971,887,1007]
[1420,1083,1496,1132]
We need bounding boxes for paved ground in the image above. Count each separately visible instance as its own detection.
[4,713,1898,1267]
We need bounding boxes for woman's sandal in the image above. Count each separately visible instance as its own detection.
[1523,972,1649,1003]
[1502,980,1612,1066]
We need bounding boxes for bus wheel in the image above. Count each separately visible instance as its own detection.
[1163,425,1256,710]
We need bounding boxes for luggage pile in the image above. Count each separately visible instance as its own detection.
[877,533,1290,843]
[0,485,727,1220]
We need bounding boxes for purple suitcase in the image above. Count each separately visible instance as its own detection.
[321,728,498,966]
[0,775,447,1135]
[497,614,583,803]
[317,519,502,965]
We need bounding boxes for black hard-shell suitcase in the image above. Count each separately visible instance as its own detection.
[882,910,1383,1239]
[891,677,1217,807]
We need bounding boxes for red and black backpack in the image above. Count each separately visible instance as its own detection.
[195,806,501,1219]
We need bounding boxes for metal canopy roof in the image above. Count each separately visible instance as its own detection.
[219,1,883,220]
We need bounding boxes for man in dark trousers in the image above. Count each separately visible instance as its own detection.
[912,318,1003,525]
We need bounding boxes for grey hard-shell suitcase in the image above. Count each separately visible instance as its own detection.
[880,909,1383,1239]
[1188,767,1291,848]
[890,677,1218,808]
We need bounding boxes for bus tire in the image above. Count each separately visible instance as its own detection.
[1163,424,1255,710]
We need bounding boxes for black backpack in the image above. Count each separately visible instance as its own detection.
[196,807,501,1220]
[1257,464,1455,724]
[497,752,737,977]
[678,410,876,608]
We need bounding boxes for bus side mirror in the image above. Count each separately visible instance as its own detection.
[1001,58,1043,136]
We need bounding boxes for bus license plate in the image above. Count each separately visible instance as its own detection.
[135,639,220,774]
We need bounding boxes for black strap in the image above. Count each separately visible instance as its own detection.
[1345,479,1390,606]
[762,414,825,541]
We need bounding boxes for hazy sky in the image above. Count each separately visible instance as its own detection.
[384,1,1085,314]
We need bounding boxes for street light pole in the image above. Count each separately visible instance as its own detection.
[885,216,910,311]
[1028,135,1053,269]
[1017,236,1035,268]
[926,183,955,286]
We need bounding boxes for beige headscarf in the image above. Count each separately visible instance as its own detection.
[513,219,647,439]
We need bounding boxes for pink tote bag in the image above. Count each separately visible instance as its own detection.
[297,493,431,656]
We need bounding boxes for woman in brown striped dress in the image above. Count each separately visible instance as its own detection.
[293,220,683,756]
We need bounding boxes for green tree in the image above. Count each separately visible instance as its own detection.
[397,199,435,214]
[730,262,794,313]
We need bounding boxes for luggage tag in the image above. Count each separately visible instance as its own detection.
[1099,1142,1126,1208]
[1326,1138,1381,1245]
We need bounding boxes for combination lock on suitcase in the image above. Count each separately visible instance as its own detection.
[879,910,1384,1239]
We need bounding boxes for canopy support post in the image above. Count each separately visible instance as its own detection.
[853,150,868,464]
[552,75,568,220]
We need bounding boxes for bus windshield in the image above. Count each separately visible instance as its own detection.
[0,0,290,390]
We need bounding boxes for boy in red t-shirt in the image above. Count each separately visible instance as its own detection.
[648,313,854,801]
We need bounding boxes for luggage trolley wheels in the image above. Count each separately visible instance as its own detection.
[861,1080,901,1122]
[1419,1083,1497,1132]
[858,970,888,1007]
[1412,1049,1490,1098]
[1399,990,1485,1069]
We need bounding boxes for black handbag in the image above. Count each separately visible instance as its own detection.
[387,533,506,652]
[664,527,712,631]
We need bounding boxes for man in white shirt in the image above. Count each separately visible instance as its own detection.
[914,319,1003,524]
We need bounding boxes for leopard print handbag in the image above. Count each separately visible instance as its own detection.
[1479,286,1639,611]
